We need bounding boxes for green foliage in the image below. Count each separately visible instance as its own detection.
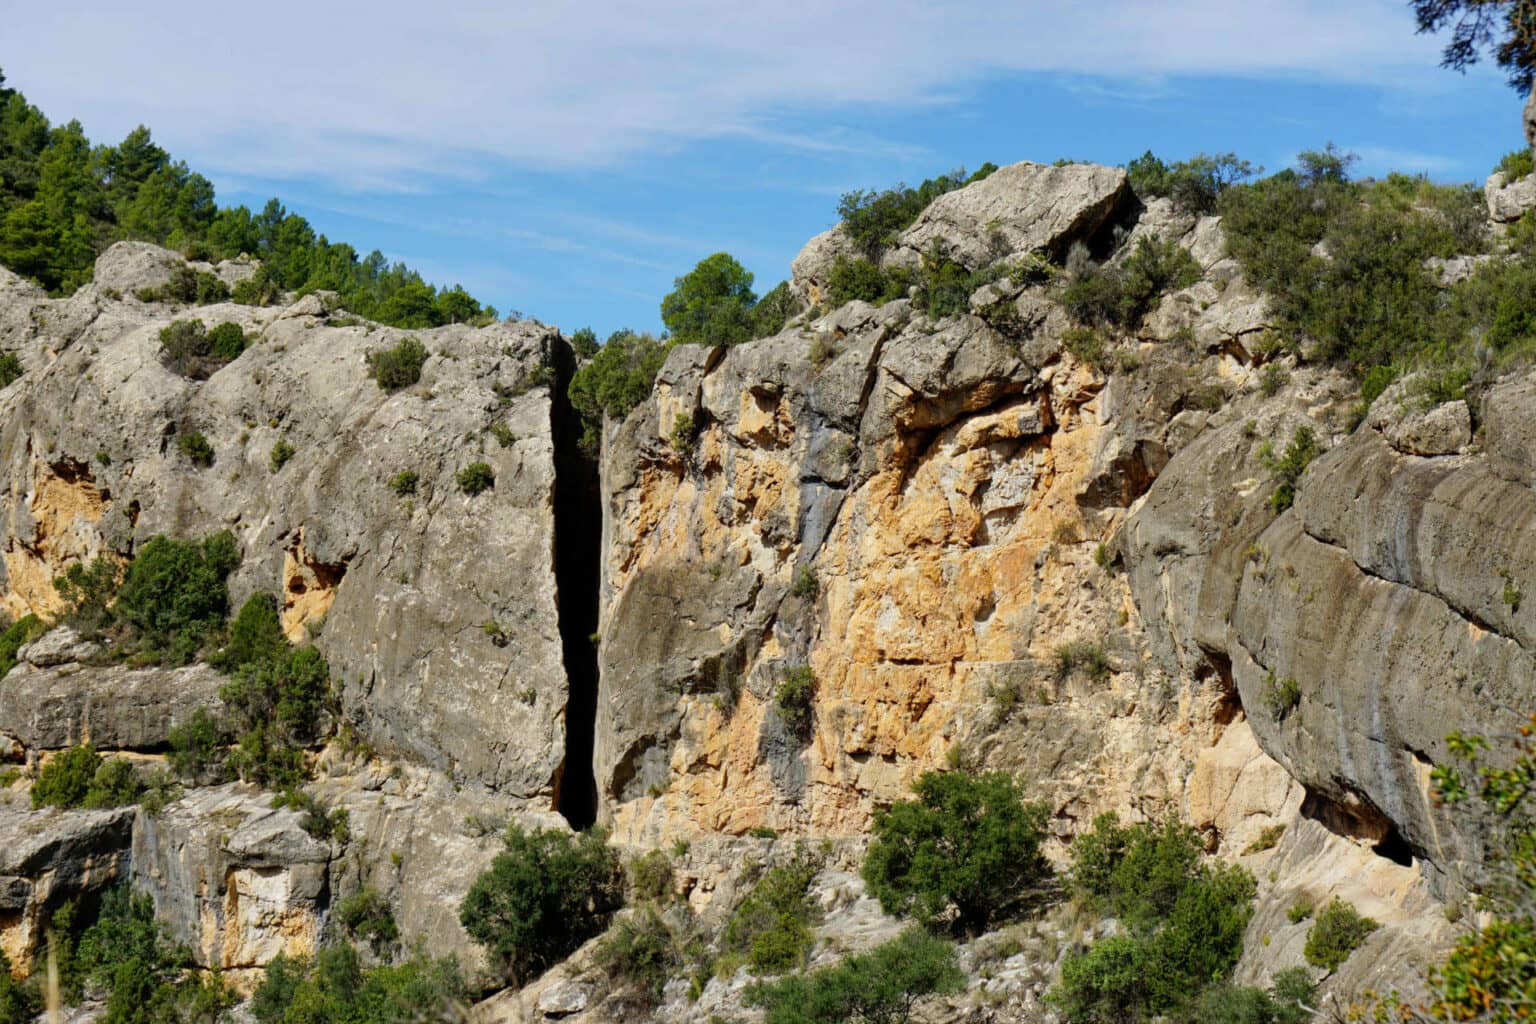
[177,430,213,467]
[1499,148,1536,182]
[387,470,418,496]
[54,556,119,638]
[837,166,987,260]
[1303,897,1379,971]
[0,612,44,677]
[661,252,758,347]
[1176,970,1316,1024]
[135,265,228,305]
[569,326,600,359]
[789,564,819,599]
[1287,897,1314,924]
[113,531,239,664]
[334,888,399,954]
[0,77,496,319]
[168,707,226,783]
[72,887,235,1024]
[1062,326,1107,368]
[628,849,676,904]
[862,770,1050,934]
[1242,824,1286,855]
[269,438,295,472]
[669,412,697,454]
[0,351,23,388]
[488,422,517,448]
[459,823,623,983]
[1059,237,1201,329]
[1259,425,1323,514]
[83,757,145,809]
[365,336,428,391]
[1055,813,1257,1022]
[1262,672,1302,720]
[752,280,805,338]
[745,927,965,1024]
[1360,364,1398,406]
[0,948,41,1024]
[31,743,103,808]
[251,945,465,1024]
[456,462,494,495]
[722,850,822,975]
[1126,151,1258,214]
[594,907,679,1004]
[826,255,912,308]
[1055,640,1111,681]
[221,645,330,786]
[774,665,817,741]
[1413,0,1536,92]
[272,787,349,842]
[567,329,669,447]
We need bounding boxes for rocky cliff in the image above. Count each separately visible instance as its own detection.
[0,158,1528,1021]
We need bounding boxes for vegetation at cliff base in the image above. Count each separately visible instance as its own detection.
[460,823,624,983]
[745,927,965,1024]
[862,769,1051,935]
[0,69,494,325]
[1051,813,1257,1023]
[251,945,464,1024]
[719,849,823,976]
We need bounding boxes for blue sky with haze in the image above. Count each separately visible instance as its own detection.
[1,0,1522,336]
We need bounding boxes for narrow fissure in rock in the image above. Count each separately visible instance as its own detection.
[548,337,601,829]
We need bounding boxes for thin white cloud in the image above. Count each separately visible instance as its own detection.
[3,0,1450,188]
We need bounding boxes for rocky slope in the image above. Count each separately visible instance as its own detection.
[0,158,1529,1021]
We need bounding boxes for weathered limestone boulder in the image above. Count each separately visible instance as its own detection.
[1364,382,1471,456]
[0,801,135,973]
[789,226,857,307]
[92,241,187,296]
[1486,169,1536,223]
[884,160,1131,270]
[132,785,331,976]
[0,244,575,797]
[0,655,223,754]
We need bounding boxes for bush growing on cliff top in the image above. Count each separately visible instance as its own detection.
[566,328,668,447]
[837,164,997,260]
[862,770,1051,935]
[365,336,429,391]
[1125,151,1257,214]
[460,823,623,983]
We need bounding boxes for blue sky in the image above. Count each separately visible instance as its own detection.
[1,0,1523,336]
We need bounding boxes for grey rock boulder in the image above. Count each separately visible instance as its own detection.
[885,160,1131,271]
[790,227,857,306]
[0,659,224,753]
[1365,381,1471,456]
[1486,169,1536,223]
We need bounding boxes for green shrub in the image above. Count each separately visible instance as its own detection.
[745,927,964,1024]
[669,412,697,454]
[0,613,45,677]
[1360,364,1397,406]
[168,707,227,782]
[221,645,330,785]
[593,907,678,1005]
[661,252,759,347]
[159,319,246,378]
[365,336,429,391]
[567,329,669,448]
[1055,814,1257,1021]
[752,280,805,338]
[863,770,1050,934]
[1055,640,1111,681]
[0,351,24,388]
[1262,672,1302,720]
[1287,897,1314,924]
[459,824,623,983]
[456,462,494,495]
[54,556,119,638]
[252,945,464,1024]
[1178,971,1316,1024]
[721,850,822,975]
[177,429,214,466]
[1060,237,1201,329]
[388,470,418,496]
[137,265,230,305]
[1242,824,1286,855]
[569,326,600,358]
[774,665,817,741]
[789,564,818,599]
[489,421,517,448]
[1126,151,1258,214]
[269,438,295,471]
[32,743,103,808]
[628,849,675,904]
[113,531,240,663]
[83,757,144,809]
[334,888,399,954]
[825,255,911,307]
[0,948,41,1023]
[1304,897,1379,970]
[1498,148,1535,182]
[837,166,990,260]
[1259,425,1322,514]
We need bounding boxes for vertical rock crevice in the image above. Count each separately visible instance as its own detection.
[548,337,601,829]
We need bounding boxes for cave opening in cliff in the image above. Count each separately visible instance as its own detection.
[549,340,601,830]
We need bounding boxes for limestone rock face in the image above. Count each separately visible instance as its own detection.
[1486,169,1536,223]
[789,227,856,306]
[0,244,575,798]
[1364,381,1471,456]
[0,654,223,754]
[885,160,1131,270]
[0,801,135,970]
